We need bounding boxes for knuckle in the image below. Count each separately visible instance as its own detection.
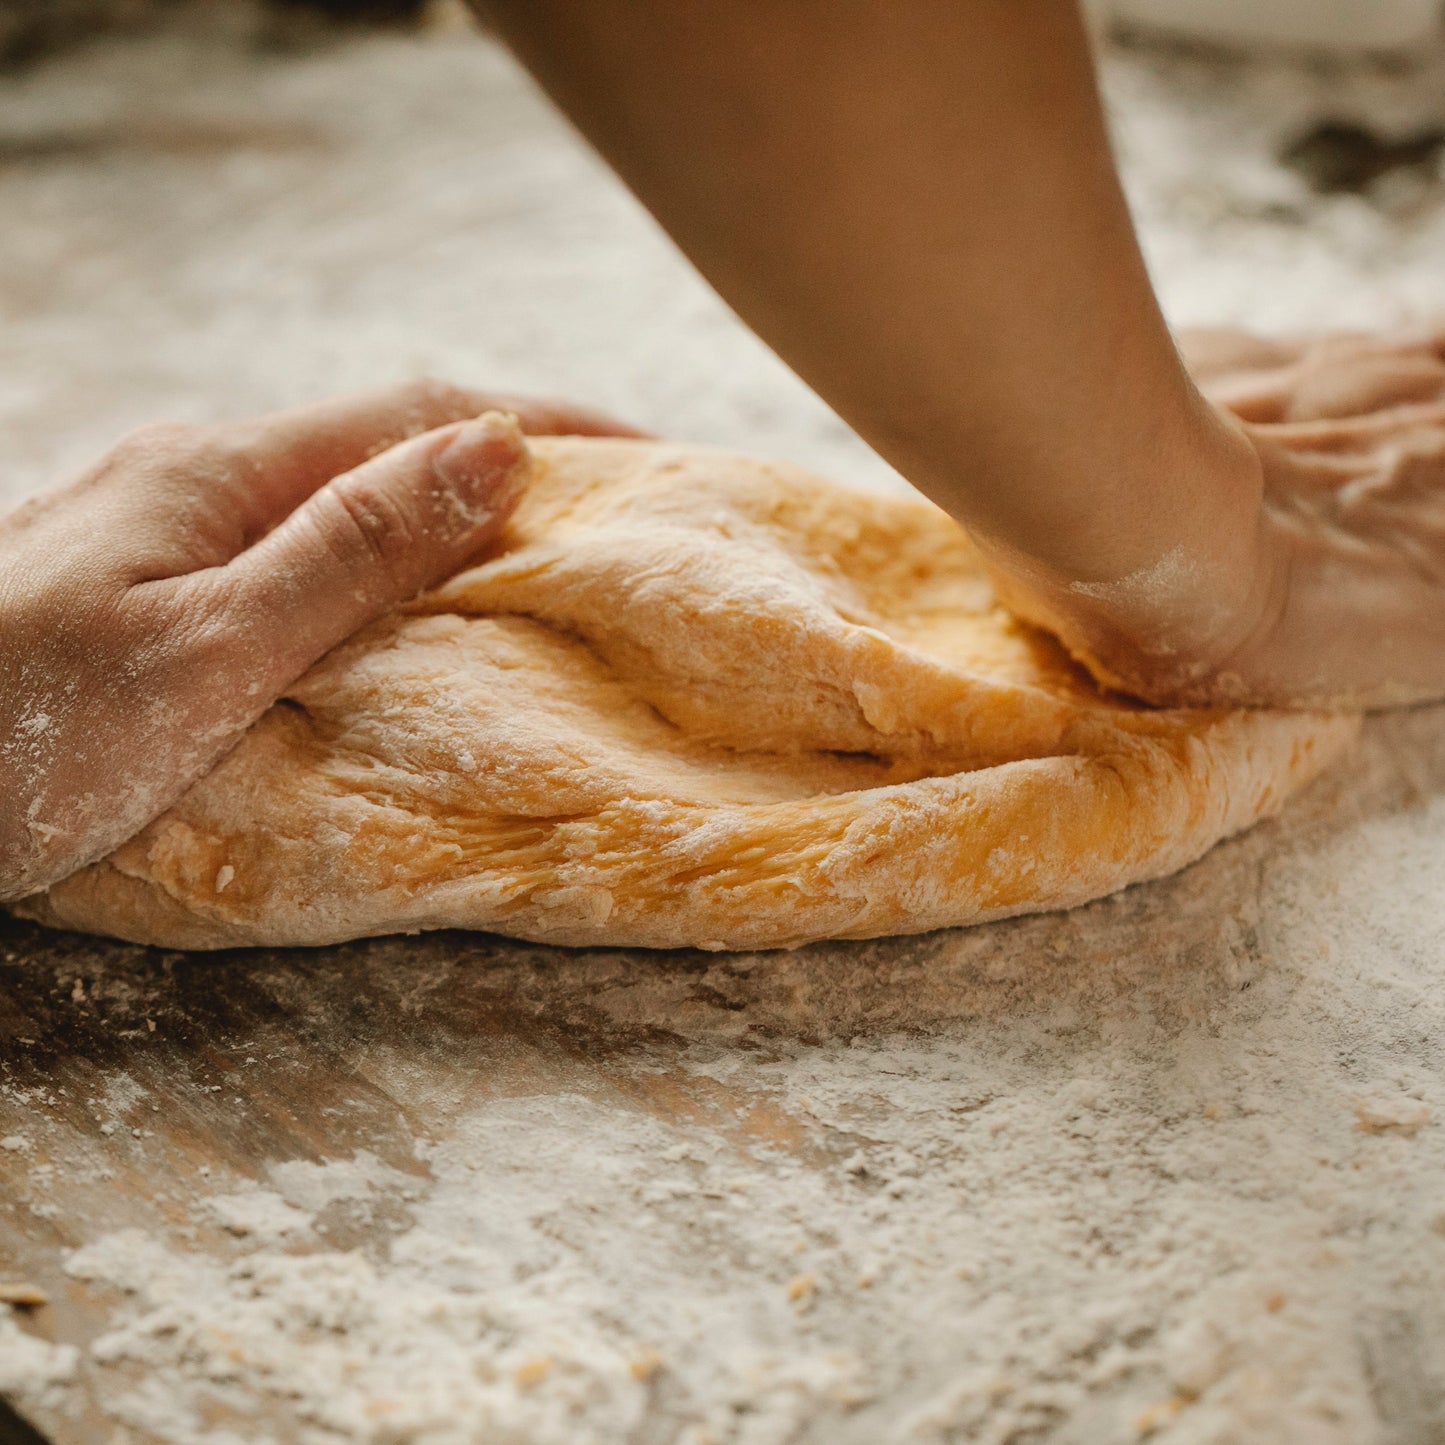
[323,477,422,579]
[131,582,235,672]
[172,567,245,635]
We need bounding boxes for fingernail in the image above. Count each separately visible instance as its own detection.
[433,414,528,528]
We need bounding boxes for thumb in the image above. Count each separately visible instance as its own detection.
[216,411,529,681]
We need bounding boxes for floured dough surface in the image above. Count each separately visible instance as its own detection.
[19,438,1358,951]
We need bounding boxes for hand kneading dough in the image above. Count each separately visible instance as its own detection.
[18,436,1357,951]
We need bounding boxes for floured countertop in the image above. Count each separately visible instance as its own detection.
[2,12,1445,1444]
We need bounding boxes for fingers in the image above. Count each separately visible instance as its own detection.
[207,412,530,685]
[1191,328,1445,430]
[63,379,641,562]
[207,379,532,540]
[211,380,645,532]
[1283,350,1445,422]
[1257,399,1445,452]
[140,380,643,550]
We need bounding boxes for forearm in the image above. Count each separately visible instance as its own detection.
[482,0,1258,592]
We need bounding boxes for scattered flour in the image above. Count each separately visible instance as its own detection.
[204,1190,313,1243]
[0,1311,78,1411]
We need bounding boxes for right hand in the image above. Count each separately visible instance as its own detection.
[994,329,1445,711]
[1189,327,1445,708]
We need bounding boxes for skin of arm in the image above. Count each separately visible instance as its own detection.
[482,0,1266,673]
[482,0,1445,710]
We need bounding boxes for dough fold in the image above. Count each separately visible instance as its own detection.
[18,437,1357,950]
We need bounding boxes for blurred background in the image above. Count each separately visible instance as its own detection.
[5,0,1445,513]
[5,0,1445,67]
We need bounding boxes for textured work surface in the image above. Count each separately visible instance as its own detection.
[2,13,1445,1444]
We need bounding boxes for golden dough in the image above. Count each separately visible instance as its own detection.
[18,437,1357,951]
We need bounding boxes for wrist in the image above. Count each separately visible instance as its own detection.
[978,403,1272,704]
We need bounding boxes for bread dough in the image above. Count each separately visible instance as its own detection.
[17,437,1358,951]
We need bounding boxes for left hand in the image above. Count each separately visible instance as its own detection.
[0,380,642,900]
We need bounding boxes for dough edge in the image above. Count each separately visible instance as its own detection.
[16,710,1355,953]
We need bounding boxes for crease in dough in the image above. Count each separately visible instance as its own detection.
[16,437,1358,951]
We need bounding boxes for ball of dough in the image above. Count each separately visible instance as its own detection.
[16,437,1357,951]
